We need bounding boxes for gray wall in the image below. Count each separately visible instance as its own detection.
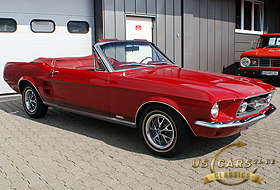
[100,0,279,73]
[234,33,260,62]
[183,0,235,73]
[101,0,236,71]
[101,0,183,66]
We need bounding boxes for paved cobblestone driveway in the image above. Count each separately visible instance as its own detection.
[0,79,279,189]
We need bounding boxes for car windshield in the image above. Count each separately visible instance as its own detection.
[99,41,173,71]
[258,36,280,48]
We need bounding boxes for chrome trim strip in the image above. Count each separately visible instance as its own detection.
[236,102,270,119]
[195,103,276,129]
[248,66,280,68]
[235,90,275,118]
[242,90,274,100]
[194,104,277,129]
[44,102,136,128]
[248,58,280,68]
[18,78,40,95]
[135,101,197,136]
[194,114,266,129]
[93,44,115,73]
[92,47,110,73]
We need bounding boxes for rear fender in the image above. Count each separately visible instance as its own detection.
[18,77,40,96]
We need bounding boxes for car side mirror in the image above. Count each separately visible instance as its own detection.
[250,39,259,49]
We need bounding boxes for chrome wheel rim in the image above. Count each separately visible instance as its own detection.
[145,113,175,149]
[24,89,37,113]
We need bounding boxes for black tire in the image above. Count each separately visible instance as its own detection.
[22,84,48,118]
[139,105,191,157]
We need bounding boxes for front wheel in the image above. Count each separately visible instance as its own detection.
[22,84,48,118]
[139,105,190,157]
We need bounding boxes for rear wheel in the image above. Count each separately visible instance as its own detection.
[139,105,191,157]
[22,84,48,118]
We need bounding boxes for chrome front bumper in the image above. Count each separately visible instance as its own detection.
[195,104,276,129]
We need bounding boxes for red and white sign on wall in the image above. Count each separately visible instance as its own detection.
[135,25,141,31]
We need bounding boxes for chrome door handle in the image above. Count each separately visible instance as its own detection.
[50,70,59,77]
[50,70,59,74]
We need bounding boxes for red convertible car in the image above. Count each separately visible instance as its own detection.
[4,40,276,157]
[239,33,280,77]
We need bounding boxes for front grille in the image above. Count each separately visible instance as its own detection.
[249,58,280,68]
[236,92,273,118]
[272,59,280,67]
[259,58,270,67]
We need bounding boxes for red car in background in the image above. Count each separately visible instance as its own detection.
[4,40,276,157]
[239,33,280,77]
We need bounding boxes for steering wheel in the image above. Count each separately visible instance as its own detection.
[140,57,153,64]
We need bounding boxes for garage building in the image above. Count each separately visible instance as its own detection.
[0,0,279,94]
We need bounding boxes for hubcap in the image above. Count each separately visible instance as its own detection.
[145,113,175,149]
[24,89,37,113]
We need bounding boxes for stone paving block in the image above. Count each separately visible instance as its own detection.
[0,85,279,189]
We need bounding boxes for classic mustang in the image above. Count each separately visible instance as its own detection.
[4,40,276,157]
[239,33,280,77]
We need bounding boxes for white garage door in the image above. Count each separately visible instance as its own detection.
[126,16,153,42]
[0,0,94,94]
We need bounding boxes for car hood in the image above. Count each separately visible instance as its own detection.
[123,66,275,100]
[241,47,280,58]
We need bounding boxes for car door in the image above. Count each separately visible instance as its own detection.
[47,53,110,117]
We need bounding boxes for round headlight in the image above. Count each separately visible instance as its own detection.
[240,57,251,67]
[211,103,219,118]
[267,94,272,103]
[239,102,248,112]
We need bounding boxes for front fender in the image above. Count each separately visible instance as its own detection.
[135,96,215,137]
[135,96,199,135]
[137,96,184,118]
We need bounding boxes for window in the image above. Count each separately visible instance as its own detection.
[236,0,264,34]
[31,19,55,33]
[67,21,89,34]
[0,18,17,32]
[258,36,280,48]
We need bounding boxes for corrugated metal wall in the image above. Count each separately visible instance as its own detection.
[100,0,236,71]
[101,0,182,66]
[103,0,182,65]
[183,0,235,73]
[234,33,260,62]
